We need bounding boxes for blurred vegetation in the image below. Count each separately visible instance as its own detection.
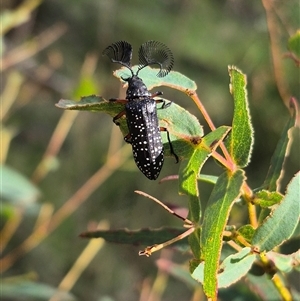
[1,0,299,301]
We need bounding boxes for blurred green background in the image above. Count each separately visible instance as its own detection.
[1,0,299,300]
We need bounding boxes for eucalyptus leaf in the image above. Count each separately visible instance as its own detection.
[200,169,245,299]
[226,66,254,168]
[246,273,283,301]
[266,251,300,273]
[254,190,283,208]
[192,247,256,288]
[178,126,231,224]
[0,164,40,205]
[252,172,300,252]
[237,224,255,244]
[198,174,219,185]
[114,66,197,92]
[262,98,298,191]
[80,227,188,249]
[2,280,76,301]
[157,259,199,288]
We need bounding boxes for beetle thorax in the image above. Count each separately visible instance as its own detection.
[125,75,151,99]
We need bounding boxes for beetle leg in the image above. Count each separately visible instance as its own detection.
[109,98,128,104]
[112,110,126,126]
[151,91,172,109]
[156,99,172,109]
[124,133,132,144]
[160,127,178,163]
[151,91,163,97]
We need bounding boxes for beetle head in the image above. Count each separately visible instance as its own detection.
[123,75,151,99]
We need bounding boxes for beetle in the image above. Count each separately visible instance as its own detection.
[103,40,178,180]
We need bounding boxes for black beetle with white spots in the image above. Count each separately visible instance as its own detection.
[103,41,178,180]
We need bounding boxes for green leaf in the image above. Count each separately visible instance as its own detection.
[236,224,255,244]
[200,169,245,300]
[114,66,197,93]
[56,95,203,159]
[226,66,254,168]
[156,259,199,288]
[288,30,300,58]
[246,273,283,301]
[57,95,141,142]
[56,95,115,112]
[266,251,300,273]
[198,174,219,185]
[188,227,201,259]
[254,190,283,208]
[0,164,40,205]
[192,247,256,288]
[218,248,256,288]
[263,98,299,191]
[178,126,231,224]
[291,221,300,239]
[252,172,300,252]
[80,227,188,249]
[157,98,204,159]
[2,279,76,301]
